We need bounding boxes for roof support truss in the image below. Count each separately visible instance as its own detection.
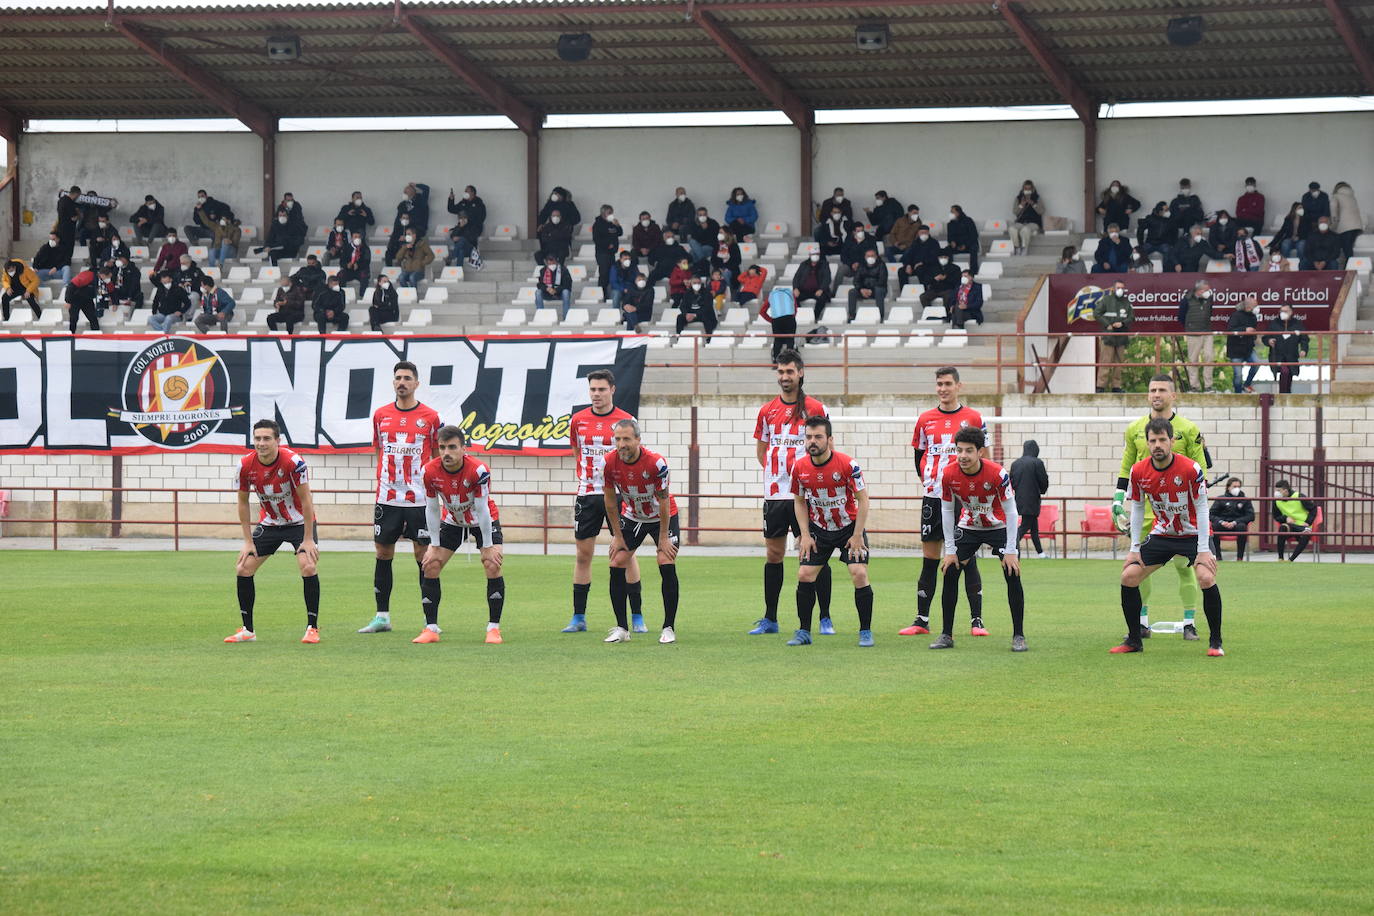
[0,105,21,144]
[997,1,1095,123]
[1321,0,1374,92]
[691,8,812,129]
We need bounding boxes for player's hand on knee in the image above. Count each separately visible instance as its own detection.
[939,554,957,574]
[481,545,503,574]
[237,541,257,565]
[299,540,319,564]
[1002,554,1021,577]
[658,539,678,563]
[797,536,815,561]
[1195,551,1217,578]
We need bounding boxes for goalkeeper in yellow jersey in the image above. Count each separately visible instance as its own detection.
[1114,374,1212,641]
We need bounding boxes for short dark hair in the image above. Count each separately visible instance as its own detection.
[437,425,466,444]
[774,347,803,370]
[586,368,615,386]
[393,360,418,379]
[1149,372,1174,387]
[936,366,960,382]
[804,415,831,436]
[200,276,215,288]
[953,425,985,450]
[1144,418,1175,440]
[1275,479,1292,493]
[252,418,280,438]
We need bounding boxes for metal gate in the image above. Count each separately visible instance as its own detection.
[1260,460,1374,555]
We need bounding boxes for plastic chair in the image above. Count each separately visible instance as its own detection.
[1308,506,1323,560]
[1211,521,1250,560]
[1037,504,1060,558]
[1080,503,1120,558]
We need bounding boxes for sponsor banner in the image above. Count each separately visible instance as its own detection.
[0,334,646,456]
[1047,272,1345,334]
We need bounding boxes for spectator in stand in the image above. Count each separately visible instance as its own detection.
[609,252,637,313]
[898,224,941,292]
[1305,215,1343,270]
[87,214,127,269]
[763,287,797,358]
[446,185,486,238]
[665,187,695,237]
[1210,478,1254,561]
[1094,279,1133,393]
[325,218,350,266]
[396,230,435,288]
[668,256,694,310]
[336,232,371,298]
[193,275,236,333]
[675,275,717,341]
[1266,249,1292,272]
[1137,202,1177,270]
[172,253,204,294]
[885,204,924,264]
[707,229,741,290]
[688,207,720,264]
[1094,224,1132,273]
[1271,480,1317,561]
[1,259,41,321]
[93,265,118,318]
[76,191,113,245]
[620,273,653,331]
[33,231,74,282]
[1010,440,1049,559]
[535,208,573,266]
[1130,246,1155,273]
[1299,182,1329,236]
[1270,202,1308,263]
[631,211,662,267]
[1225,294,1261,394]
[814,204,852,259]
[1010,181,1044,255]
[832,225,878,294]
[708,268,729,317]
[945,205,980,275]
[1096,180,1140,233]
[1331,181,1363,262]
[919,250,961,311]
[130,194,167,242]
[53,186,81,246]
[367,276,399,332]
[1056,245,1086,274]
[949,270,983,329]
[267,276,307,334]
[278,192,306,235]
[392,182,431,244]
[1233,226,1264,272]
[1173,224,1211,273]
[592,204,624,300]
[1169,178,1205,235]
[1178,279,1215,391]
[538,187,580,233]
[65,269,100,334]
[865,190,904,244]
[256,210,303,266]
[448,212,481,268]
[1209,210,1238,265]
[1235,177,1265,235]
[1263,306,1308,394]
[847,249,887,322]
[208,213,242,269]
[383,213,412,268]
[337,191,376,242]
[736,264,767,311]
[312,274,348,335]
[185,190,233,244]
[147,270,188,333]
[724,187,758,239]
[648,230,688,286]
[536,254,572,318]
[792,251,833,322]
[290,254,326,300]
[111,253,143,316]
[817,188,854,225]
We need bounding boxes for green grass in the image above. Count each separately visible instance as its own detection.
[2,551,1372,914]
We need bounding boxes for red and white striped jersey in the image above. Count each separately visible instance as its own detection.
[422,455,500,526]
[791,450,866,531]
[754,395,828,500]
[1129,455,1205,539]
[569,406,634,497]
[912,405,987,498]
[603,446,679,523]
[373,401,441,506]
[938,458,1013,530]
[236,447,309,527]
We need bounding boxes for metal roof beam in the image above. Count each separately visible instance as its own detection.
[1321,0,1374,91]
[997,1,1094,123]
[692,9,811,129]
[109,17,276,136]
[0,105,21,143]
[398,13,541,136]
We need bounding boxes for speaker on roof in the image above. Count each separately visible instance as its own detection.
[1165,16,1204,47]
[557,33,594,62]
[855,24,889,52]
[267,35,301,61]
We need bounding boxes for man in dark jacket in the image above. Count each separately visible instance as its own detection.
[918,249,961,310]
[130,195,167,242]
[833,226,880,295]
[1094,225,1133,273]
[1299,182,1330,236]
[647,231,689,286]
[535,211,574,266]
[620,273,654,331]
[537,255,572,317]
[111,254,143,316]
[847,250,888,321]
[336,191,375,241]
[447,185,486,237]
[33,232,74,282]
[665,188,695,236]
[313,275,348,334]
[267,277,307,334]
[1137,202,1177,269]
[1210,477,1254,561]
[688,208,721,263]
[185,190,232,243]
[1010,440,1049,558]
[1178,279,1215,391]
[290,254,327,301]
[674,275,717,341]
[1225,294,1261,393]
[1173,224,1210,272]
[87,215,128,269]
[1263,307,1308,394]
[1095,280,1133,392]
[1168,179,1205,234]
[592,205,624,300]
[369,276,400,331]
[257,210,306,266]
[791,252,832,322]
[448,212,482,267]
[945,205,980,274]
[813,206,852,258]
[148,270,189,333]
[1304,217,1343,270]
[337,232,371,297]
[898,228,941,292]
[864,190,904,242]
[385,182,431,266]
[537,187,580,229]
[64,269,101,334]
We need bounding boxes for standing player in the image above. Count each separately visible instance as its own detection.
[564,369,644,634]
[900,366,988,637]
[788,416,876,648]
[416,426,506,645]
[1113,418,1224,657]
[225,419,321,644]
[749,348,834,635]
[932,427,1026,652]
[357,361,441,634]
[602,419,680,644]
[1113,373,1211,641]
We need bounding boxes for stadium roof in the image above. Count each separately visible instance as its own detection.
[1,0,1373,136]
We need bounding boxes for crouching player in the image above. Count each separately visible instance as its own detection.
[416,426,505,645]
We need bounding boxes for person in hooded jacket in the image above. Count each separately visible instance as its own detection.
[2,259,41,321]
[1010,440,1049,558]
[723,187,758,239]
[1209,477,1255,561]
[538,187,580,231]
[1136,202,1177,269]
[1096,180,1140,233]
[64,269,100,333]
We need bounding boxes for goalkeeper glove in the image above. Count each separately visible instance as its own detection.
[1112,490,1130,534]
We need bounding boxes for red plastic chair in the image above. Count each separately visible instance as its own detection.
[1034,504,1060,558]
[1080,503,1121,558]
[1211,519,1251,560]
[1308,506,1323,560]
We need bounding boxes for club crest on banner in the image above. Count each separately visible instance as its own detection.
[110,337,241,448]
[1065,285,1105,323]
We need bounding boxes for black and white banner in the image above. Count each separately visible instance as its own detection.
[0,334,646,455]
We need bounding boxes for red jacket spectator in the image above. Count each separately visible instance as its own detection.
[668,264,694,297]
[153,239,188,275]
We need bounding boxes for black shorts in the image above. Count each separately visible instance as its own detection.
[251,522,313,558]
[951,526,1013,564]
[374,503,431,546]
[920,496,945,543]
[762,499,800,539]
[620,514,681,553]
[801,522,869,566]
[573,494,611,541]
[436,520,503,551]
[1139,535,1198,569]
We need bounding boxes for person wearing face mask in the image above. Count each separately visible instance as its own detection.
[688,208,721,264]
[735,263,768,311]
[1224,294,1261,394]
[53,185,82,247]
[592,205,624,300]
[535,206,574,267]
[1208,210,1238,264]
[792,250,833,321]
[185,190,233,244]
[1304,215,1344,270]
[86,214,128,270]
[367,276,400,332]
[1209,478,1255,561]
[150,231,187,277]
[392,181,431,242]
[538,186,580,231]
[205,211,241,269]
[665,187,695,235]
[864,189,904,244]
[816,187,854,225]
[172,255,206,299]
[130,194,167,242]
[64,269,101,334]
[609,252,638,313]
[885,205,924,263]
[1136,202,1178,270]
[944,205,980,274]
[723,187,758,240]
[33,232,74,282]
[1299,181,1330,236]
[1269,201,1308,263]
[1009,181,1044,255]
[384,213,413,268]
[1169,179,1204,234]
[918,249,961,312]
[1232,226,1264,273]
[1129,246,1155,273]
[1056,244,1086,274]
[396,230,435,288]
[289,254,327,300]
[255,208,303,267]
[147,270,188,334]
[336,234,372,298]
[194,275,237,333]
[1094,281,1134,392]
[668,257,695,310]
[1096,180,1140,234]
[1177,280,1216,391]
[834,225,879,297]
[1173,223,1211,273]
[707,229,742,291]
[813,205,852,259]
[1262,307,1308,394]
[110,253,143,317]
[1,259,42,322]
[312,276,349,334]
[278,192,306,235]
[647,231,688,286]
[1094,223,1133,273]
[1234,177,1265,236]
[448,212,482,269]
[620,272,654,332]
[1270,480,1317,561]
[1329,181,1363,261]
[267,277,307,334]
[950,270,983,330]
[336,191,376,242]
[446,185,486,237]
[537,256,572,318]
[325,220,350,266]
[631,211,662,264]
[674,275,717,341]
[847,249,888,322]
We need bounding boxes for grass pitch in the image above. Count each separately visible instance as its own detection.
[2,551,1372,914]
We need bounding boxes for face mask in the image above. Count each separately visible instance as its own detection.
[938,257,949,265]
[735,195,745,202]
[1201,289,1212,299]
[910,214,921,222]
[1246,184,1256,192]
[1296,207,1304,216]
[551,194,561,202]
[400,218,409,226]
[635,280,646,289]
[548,264,559,271]
[620,260,630,267]
[809,254,820,262]
[875,197,885,205]
[352,238,362,246]
[960,277,971,285]
[380,281,389,288]
[464,192,473,200]
[1109,232,1120,240]
[405,236,415,244]
[1161,211,1171,218]
[663,237,674,245]
[117,260,127,268]
[691,282,701,290]
[1073,253,1082,261]
[676,194,686,202]
[698,215,708,223]
[335,225,344,232]
[551,216,561,224]
[1228,487,1241,495]
[353,197,362,205]
[280,283,290,291]
[197,196,207,204]
[1271,254,1282,263]
[918,232,929,241]
[717,233,725,242]
[1220,218,1230,225]
[833,195,844,203]
[48,239,58,247]
[328,285,338,292]
[167,236,177,244]
[640,219,650,227]
[949,212,957,220]
[98,221,108,228]
[855,232,865,241]
[1114,288,1125,296]
[831,213,841,221]
[1023,187,1032,194]
[1110,185,1120,193]
[1192,233,1202,241]
[278,217,288,224]
[1180,186,1190,193]
[1280,311,1292,321]
[1318,223,1330,232]
[604,212,613,220]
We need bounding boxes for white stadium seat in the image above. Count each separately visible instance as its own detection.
[886,305,914,325]
[529,309,559,327]
[576,286,602,304]
[256,266,281,283]
[397,287,418,305]
[511,287,536,306]
[760,221,787,238]
[562,308,590,328]
[576,244,596,262]
[938,328,968,348]
[762,242,790,261]
[497,308,527,328]
[982,218,1008,235]
[987,239,1014,259]
[437,266,464,283]
[422,286,448,304]
[852,306,882,326]
[793,241,819,260]
[239,287,265,305]
[908,329,935,347]
[226,265,251,283]
[188,245,208,261]
[489,224,517,241]
[592,308,620,328]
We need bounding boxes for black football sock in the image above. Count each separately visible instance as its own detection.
[965,558,984,619]
[1202,584,1222,642]
[373,558,393,613]
[659,565,679,628]
[941,566,961,637]
[855,584,874,631]
[763,561,785,621]
[420,576,441,626]
[487,576,505,624]
[1121,585,1143,643]
[628,579,644,617]
[796,579,817,632]
[609,566,629,630]
[1004,569,1025,637]
[916,557,938,619]
[236,575,255,632]
[303,575,320,629]
[572,581,590,616]
[816,562,833,618]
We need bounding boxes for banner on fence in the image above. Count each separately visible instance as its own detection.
[1047,271,1346,334]
[0,334,646,455]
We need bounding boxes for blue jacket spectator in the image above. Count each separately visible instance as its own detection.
[1094,225,1133,273]
[724,187,758,239]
